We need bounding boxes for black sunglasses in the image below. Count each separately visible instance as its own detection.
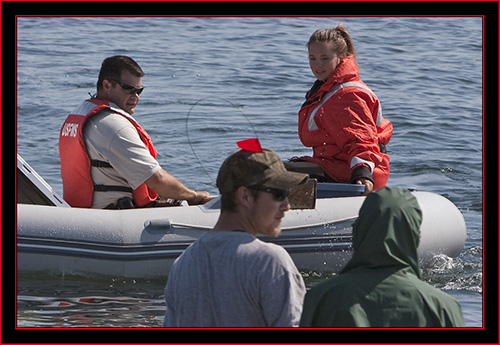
[248,186,289,201]
[110,79,144,95]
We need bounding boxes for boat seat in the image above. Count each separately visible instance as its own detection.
[283,160,325,177]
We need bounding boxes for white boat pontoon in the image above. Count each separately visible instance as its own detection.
[16,154,466,279]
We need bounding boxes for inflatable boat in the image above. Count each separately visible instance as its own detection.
[16,154,467,279]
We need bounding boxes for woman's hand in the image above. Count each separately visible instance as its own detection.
[355,178,373,196]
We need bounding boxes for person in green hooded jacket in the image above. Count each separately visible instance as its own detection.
[299,187,465,328]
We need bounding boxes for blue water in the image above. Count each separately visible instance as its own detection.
[16,16,483,327]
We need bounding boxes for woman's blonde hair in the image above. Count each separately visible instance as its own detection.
[307,23,356,60]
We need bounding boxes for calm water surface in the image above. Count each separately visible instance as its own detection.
[16,16,483,328]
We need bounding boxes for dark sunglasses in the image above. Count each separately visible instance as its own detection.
[248,186,289,201]
[110,79,144,95]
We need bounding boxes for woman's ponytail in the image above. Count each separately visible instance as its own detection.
[307,23,356,61]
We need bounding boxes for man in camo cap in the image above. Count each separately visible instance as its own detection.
[164,145,308,327]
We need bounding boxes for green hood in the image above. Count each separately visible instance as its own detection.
[341,187,423,278]
[300,188,465,327]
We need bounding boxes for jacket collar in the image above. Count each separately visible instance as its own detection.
[303,54,360,106]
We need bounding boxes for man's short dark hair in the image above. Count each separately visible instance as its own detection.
[97,56,145,91]
[220,188,260,213]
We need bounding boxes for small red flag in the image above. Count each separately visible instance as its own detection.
[237,138,263,153]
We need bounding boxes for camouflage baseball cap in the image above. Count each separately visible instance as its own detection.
[216,149,309,193]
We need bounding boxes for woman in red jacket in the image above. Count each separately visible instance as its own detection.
[292,24,392,194]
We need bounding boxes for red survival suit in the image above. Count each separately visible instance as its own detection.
[297,55,392,189]
[59,98,158,208]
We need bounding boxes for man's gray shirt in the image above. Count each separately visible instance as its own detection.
[164,231,306,327]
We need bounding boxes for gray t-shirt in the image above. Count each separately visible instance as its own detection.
[83,106,161,208]
[164,231,306,327]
